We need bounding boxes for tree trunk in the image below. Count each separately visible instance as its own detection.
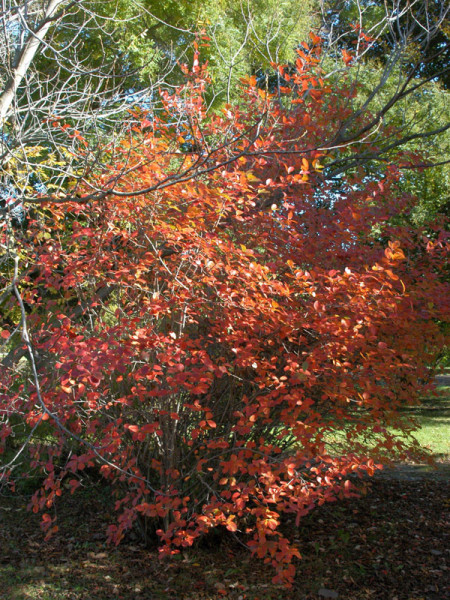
[0,0,66,123]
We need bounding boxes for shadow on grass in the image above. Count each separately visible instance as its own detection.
[401,384,450,459]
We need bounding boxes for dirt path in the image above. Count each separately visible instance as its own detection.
[435,374,450,386]
[374,461,450,481]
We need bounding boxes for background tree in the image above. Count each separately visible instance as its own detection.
[320,0,449,88]
[317,0,450,222]
[1,0,449,220]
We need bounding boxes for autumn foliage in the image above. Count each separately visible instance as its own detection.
[1,41,448,585]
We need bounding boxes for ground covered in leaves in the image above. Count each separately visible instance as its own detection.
[0,464,449,600]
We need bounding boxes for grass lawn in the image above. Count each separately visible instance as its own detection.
[324,379,450,463]
[401,384,450,458]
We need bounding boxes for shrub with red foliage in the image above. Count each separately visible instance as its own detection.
[0,43,448,585]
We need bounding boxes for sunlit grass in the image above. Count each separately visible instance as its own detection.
[400,385,450,457]
[324,384,450,460]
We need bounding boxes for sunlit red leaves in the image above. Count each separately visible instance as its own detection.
[0,44,448,589]
[342,49,354,66]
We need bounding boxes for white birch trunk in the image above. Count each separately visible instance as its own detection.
[0,0,66,123]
